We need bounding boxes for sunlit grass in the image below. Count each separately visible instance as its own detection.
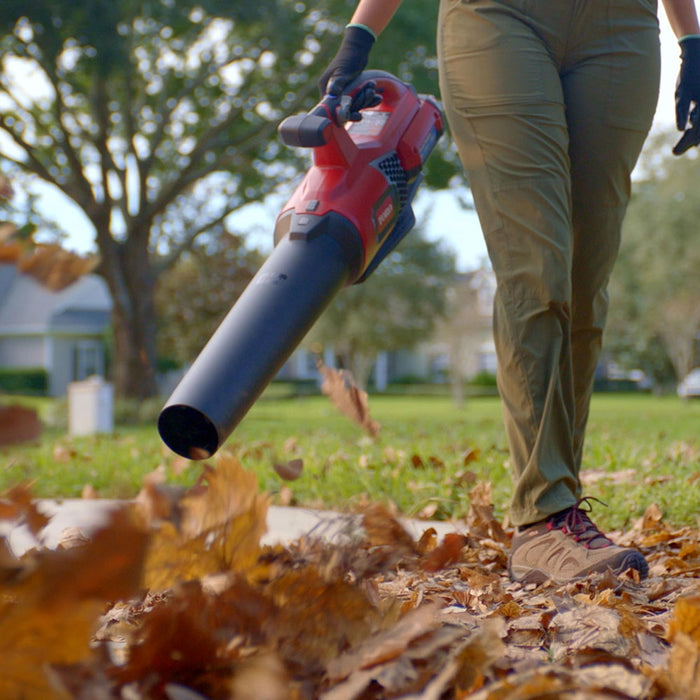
[2,393,698,531]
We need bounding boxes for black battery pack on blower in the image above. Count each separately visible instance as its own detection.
[158,71,443,459]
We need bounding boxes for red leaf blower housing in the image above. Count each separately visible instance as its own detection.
[158,71,443,459]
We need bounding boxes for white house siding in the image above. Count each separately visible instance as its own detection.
[50,335,106,397]
[0,335,46,368]
[0,266,112,396]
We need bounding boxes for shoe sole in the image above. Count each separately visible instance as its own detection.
[508,549,649,585]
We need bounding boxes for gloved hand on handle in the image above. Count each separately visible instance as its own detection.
[318,24,376,97]
[673,35,700,155]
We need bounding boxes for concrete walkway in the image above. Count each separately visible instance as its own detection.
[2,499,463,557]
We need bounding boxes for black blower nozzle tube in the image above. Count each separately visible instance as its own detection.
[158,225,362,459]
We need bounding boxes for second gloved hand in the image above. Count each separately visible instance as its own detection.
[318,25,375,97]
[673,35,700,155]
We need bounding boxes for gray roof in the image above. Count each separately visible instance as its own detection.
[0,264,112,335]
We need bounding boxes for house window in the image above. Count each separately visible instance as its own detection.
[74,341,102,381]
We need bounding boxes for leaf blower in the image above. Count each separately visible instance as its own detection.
[158,71,443,459]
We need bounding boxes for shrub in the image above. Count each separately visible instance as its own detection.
[0,368,49,395]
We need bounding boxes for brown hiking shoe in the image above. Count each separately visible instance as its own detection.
[508,498,648,584]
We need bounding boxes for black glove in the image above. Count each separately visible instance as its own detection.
[673,36,700,155]
[318,25,375,97]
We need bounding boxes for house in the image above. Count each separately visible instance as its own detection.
[421,266,497,383]
[0,264,112,396]
[276,266,498,390]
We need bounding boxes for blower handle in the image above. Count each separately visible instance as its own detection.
[278,79,382,148]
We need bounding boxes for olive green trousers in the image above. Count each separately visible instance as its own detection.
[437,0,660,525]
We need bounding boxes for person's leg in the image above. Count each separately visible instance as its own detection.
[437,0,659,582]
[564,0,661,468]
[505,2,660,583]
[437,0,579,526]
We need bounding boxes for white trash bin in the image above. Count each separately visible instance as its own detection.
[68,376,114,437]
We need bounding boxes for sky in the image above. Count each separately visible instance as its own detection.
[26,13,684,272]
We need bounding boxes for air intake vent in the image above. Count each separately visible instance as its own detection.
[376,152,408,207]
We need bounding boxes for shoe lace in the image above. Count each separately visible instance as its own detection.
[548,497,613,549]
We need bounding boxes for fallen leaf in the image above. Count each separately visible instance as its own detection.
[362,502,416,552]
[423,533,468,572]
[462,448,480,466]
[326,604,440,682]
[142,454,268,590]
[0,404,42,447]
[112,581,223,688]
[274,458,303,481]
[668,595,700,644]
[667,631,700,699]
[316,358,380,437]
[81,484,99,499]
[0,483,50,535]
[229,652,289,700]
[0,507,147,699]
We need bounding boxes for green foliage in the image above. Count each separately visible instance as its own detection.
[2,394,699,532]
[307,226,457,386]
[607,132,700,383]
[469,371,497,387]
[112,397,164,426]
[0,367,48,395]
[155,233,264,365]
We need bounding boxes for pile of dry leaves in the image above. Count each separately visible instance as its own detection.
[2,454,700,700]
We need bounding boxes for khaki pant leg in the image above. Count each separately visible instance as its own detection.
[565,1,660,467]
[437,0,660,525]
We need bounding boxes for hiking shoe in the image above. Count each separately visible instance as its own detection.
[508,498,648,584]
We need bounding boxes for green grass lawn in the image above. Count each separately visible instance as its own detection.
[2,393,699,531]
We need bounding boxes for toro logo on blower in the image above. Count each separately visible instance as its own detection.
[158,71,443,460]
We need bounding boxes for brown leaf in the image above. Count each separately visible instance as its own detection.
[0,483,50,535]
[113,581,222,687]
[668,595,700,644]
[317,358,380,437]
[81,484,99,499]
[462,448,480,466]
[53,445,77,462]
[17,243,100,291]
[453,618,507,693]
[640,502,664,531]
[135,471,186,527]
[549,606,632,660]
[0,537,19,573]
[0,175,13,199]
[667,631,700,699]
[269,565,378,671]
[229,652,289,700]
[0,404,42,447]
[422,533,468,572]
[0,507,147,699]
[142,454,268,590]
[0,222,19,243]
[362,502,416,552]
[466,482,509,544]
[410,453,424,468]
[274,458,303,481]
[326,604,440,682]
[416,527,438,555]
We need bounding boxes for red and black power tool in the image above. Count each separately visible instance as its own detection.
[158,71,443,459]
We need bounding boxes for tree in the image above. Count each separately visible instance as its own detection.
[155,232,263,366]
[307,225,456,389]
[606,131,700,383]
[433,266,495,406]
[0,0,458,398]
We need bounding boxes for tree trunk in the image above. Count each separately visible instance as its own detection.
[101,235,159,399]
[111,293,159,399]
